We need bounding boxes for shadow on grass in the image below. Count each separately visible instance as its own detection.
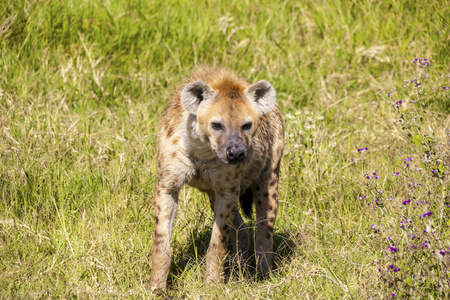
[168,224,300,286]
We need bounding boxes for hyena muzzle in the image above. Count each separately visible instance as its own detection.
[147,67,284,291]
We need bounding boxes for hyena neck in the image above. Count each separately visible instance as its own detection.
[182,114,216,161]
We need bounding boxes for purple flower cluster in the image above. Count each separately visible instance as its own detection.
[443,87,449,90]
[371,223,380,234]
[413,58,430,68]
[402,199,411,205]
[365,172,379,179]
[392,100,402,108]
[389,246,399,253]
[403,157,413,168]
[387,264,401,272]
[357,147,368,152]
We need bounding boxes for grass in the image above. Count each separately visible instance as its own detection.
[1,0,449,298]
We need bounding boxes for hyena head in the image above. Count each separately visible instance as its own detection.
[180,76,277,164]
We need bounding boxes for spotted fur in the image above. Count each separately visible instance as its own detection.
[148,67,284,291]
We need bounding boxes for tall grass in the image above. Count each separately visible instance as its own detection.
[1,0,449,298]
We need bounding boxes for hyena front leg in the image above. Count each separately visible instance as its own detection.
[229,211,249,263]
[205,189,239,283]
[254,165,280,274]
[147,187,179,291]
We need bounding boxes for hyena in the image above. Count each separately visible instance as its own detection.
[148,67,284,291]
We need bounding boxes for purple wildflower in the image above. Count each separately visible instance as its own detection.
[440,251,446,256]
[402,199,411,205]
[389,246,399,253]
[423,212,433,217]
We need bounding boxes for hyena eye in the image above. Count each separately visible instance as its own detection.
[211,122,224,131]
[242,122,252,131]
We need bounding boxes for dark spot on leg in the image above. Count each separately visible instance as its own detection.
[267,225,274,233]
[222,225,228,231]
[270,180,276,186]
[264,192,269,198]
[156,205,161,212]
[266,233,271,239]
[268,205,273,211]
[255,186,260,191]
[171,152,177,158]
[220,213,224,219]
[221,237,226,244]
[257,200,262,205]
[230,186,237,193]
[155,216,159,224]
[269,217,274,223]
[272,193,277,199]
[156,233,164,238]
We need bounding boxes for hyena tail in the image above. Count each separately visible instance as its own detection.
[239,188,253,218]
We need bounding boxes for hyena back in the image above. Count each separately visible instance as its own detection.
[148,67,284,291]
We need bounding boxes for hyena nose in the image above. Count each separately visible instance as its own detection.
[226,145,245,164]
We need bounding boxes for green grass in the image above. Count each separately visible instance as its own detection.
[1,0,449,298]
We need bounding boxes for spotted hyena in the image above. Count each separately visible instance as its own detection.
[148,67,284,291]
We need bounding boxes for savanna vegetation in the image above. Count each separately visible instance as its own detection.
[1,0,449,298]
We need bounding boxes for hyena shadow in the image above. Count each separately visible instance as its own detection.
[169,223,299,284]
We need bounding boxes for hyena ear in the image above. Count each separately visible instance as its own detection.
[180,80,214,115]
[245,80,276,115]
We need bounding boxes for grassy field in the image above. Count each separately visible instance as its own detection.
[1,0,449,298]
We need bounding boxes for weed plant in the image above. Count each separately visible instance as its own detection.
[353,59,450,298]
